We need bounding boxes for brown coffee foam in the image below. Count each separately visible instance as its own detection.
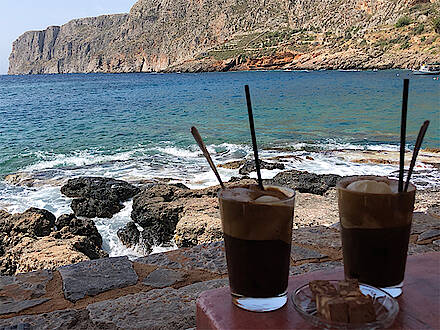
[218,185,295,243]
[337,176,415,229]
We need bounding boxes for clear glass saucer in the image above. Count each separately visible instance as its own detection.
[291,280,399,329]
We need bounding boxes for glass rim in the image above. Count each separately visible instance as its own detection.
[337,175,416,195]
[217,184,295,203]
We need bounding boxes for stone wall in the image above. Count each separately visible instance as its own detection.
[0,211,439,329]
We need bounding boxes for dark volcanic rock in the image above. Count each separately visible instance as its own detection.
[239,160,285,175]
[11,208,56,237]
[72,237,108,260]
[131,184,184,247]
[61,177,140,218]
[117,222,140,249]
[0,209,107,275]
[0,210,13,233]
[61,177,139,200]
[56,214,103,248]
[70,197,124,218]
[265,170,341,195]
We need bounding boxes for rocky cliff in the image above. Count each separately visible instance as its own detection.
[8,0,440,74]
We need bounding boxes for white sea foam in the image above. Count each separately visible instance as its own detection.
[155,146,201,159]
[23,150,139,172]
[0,184,71,216]
[1,140,439,258]
[92,200,144,259]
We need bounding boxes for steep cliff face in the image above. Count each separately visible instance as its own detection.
[9,15,130,74]
[8,0,440,74]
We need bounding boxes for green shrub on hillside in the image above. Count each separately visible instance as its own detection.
[401,40,410,49]
[414,24,425,35]
[433,17,440,34]
[395,16,411,28]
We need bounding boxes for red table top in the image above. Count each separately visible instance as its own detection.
[196,252,440,329]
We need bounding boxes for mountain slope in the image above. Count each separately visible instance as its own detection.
[8,0,440,74]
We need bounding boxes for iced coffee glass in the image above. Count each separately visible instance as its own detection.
[218,184,295,312]
[337,176,416,297]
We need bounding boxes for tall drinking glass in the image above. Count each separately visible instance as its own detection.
[337,176,415,297]
[218,184,295,312]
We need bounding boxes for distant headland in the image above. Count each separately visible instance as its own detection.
[8,0,440,75]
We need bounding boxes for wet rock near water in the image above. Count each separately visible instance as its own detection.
[117,221,140,249]
[61,177,140,218]
[265,170,341,195]
[174,196,222,247]
[0,208,107,276]
[129,182,223,251]
[126,180,255,251]
[131,184,185,249]
[2,235,107,275]
[8,208,55,237]
[238,159,285,175]
[125,175,342,251]
[56,214,103,248]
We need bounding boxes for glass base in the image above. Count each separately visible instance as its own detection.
[231,292,287,312]
[379,281,403,298]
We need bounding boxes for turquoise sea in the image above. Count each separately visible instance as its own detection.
[0,70,438,256]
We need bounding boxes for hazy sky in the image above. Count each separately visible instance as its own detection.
[0,0,136,74]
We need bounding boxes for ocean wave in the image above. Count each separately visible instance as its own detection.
[23,149,139,172]
[1,140,438,259]
[4,141,438,189]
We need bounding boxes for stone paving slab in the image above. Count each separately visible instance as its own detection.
[0,298,50,316]
[417,228,440,242]
[0,309,101,330]
[290,245,326,261]
[142,268,186,288]
[87,278,228,329]
[291,226,342,250]
[58,256,138,302]
[135,253,182,269]
[289,260,343,276]
[136,241,228,275]
[411,212,440,234]
[179,241,227,274]
[0,270,53,315]
[408,243,438,255]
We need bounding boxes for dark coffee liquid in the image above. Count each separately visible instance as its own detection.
[341,224,411,287]
[223,233,291,297]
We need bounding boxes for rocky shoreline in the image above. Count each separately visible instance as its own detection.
[0,154,439,328]
[1,162,439,276]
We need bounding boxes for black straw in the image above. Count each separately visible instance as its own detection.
[398,79,409,193]
[244,85,264,190]
[404,121,430,192]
